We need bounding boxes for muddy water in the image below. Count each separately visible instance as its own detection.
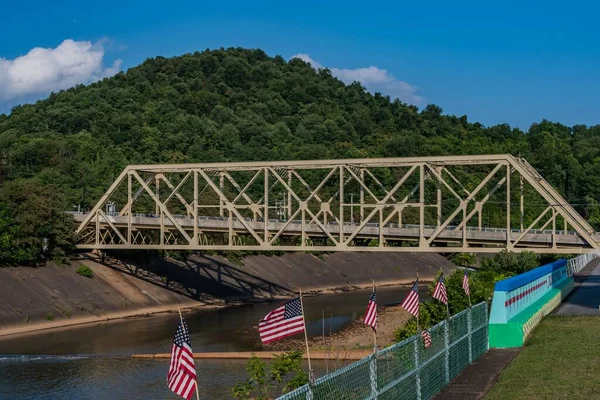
[0,285,422,399]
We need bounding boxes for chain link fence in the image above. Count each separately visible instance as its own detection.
[278,302,488,400]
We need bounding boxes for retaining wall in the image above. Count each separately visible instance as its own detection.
[488,259,573,348]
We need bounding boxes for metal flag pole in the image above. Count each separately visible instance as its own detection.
[372,279,378,353]
[178,307,200,400]
[416,269,421,334]
[441,268,451,320]
[466,270,472,308]
[299,288,314,383]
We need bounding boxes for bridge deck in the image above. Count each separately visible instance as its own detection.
[72,213,592,249]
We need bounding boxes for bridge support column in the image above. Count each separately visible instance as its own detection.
[339,166,344,243]
[219,172,225,218]
[436,169,442,228]
[193,171,199,245]
[520,174,524,232]
[507,164,511,246]
[287,170,292,220]
[127,172,132,245]
[419,164,426,247]
[360,168,365,223]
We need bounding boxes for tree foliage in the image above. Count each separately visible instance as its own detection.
[1,47,600,263]
[395,251,545,341]
[232,351,308,399]
[0,180,75,265]
[0,48,599,216]
[480,250,540,275]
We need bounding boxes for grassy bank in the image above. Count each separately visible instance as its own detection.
[486,316,600,400]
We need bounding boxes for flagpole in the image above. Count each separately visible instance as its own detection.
[416,269,420,334]
[372,279,377,353]
[466,270,472,308]
[441,268,450,320]
[299,288,313,383]
[178,308,200,400]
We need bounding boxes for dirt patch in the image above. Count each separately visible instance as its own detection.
[235,304,411,355]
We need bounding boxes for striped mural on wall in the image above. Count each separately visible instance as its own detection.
[488,259,574,348]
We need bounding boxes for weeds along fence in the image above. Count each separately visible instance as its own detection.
[278,302,488,400]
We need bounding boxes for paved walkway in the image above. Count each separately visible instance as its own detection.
[555,258,600,315]
[432,349,520,400]
[434,257,600,399]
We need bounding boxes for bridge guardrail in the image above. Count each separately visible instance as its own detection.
[278,302,488,400]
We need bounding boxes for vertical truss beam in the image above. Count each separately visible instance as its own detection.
[74,155,600,253]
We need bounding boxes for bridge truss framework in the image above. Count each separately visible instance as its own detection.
[75,154,600,254]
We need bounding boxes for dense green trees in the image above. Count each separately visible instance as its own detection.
[1,47,600,264]
[0,181,75,265]
[395,251,538,341]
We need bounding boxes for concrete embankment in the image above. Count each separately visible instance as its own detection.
[0,251,454,337]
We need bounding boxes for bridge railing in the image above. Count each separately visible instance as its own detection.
[568,251,600,276]
[277,302,488,400]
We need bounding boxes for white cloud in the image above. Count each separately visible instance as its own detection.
[292,54,323,69]
[0,39,122,100]
[291,53,423,105]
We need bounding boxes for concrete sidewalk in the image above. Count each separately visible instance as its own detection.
[554,258,600,315]
[434,257,600,399]
[432,349,520,400]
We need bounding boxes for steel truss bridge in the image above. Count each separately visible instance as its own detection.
[74,154,600,254]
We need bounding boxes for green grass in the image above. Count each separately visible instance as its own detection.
[76,265,94,278]
[487,316,600,400]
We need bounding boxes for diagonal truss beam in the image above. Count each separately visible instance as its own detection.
[74,154,600,253]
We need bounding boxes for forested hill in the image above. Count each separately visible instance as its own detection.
[1,47,600,264]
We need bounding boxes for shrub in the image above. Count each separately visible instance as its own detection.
[232,351,308,399]
[76,265,94,278]
[46,312,54,321]
[394,268,506,342]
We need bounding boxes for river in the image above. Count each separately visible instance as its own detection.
[0,285,421,399]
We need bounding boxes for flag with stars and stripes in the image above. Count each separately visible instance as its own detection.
[259,298,305,344]
[432,274,448,305]
[167,318,197,400]
[363,289,377,332]
[421,329,432,349]
[400,280,420,318]
[462,269,470,296]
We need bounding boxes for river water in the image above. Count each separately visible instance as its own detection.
[0,285,418,399]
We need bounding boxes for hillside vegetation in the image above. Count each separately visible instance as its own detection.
[1,47,600,263]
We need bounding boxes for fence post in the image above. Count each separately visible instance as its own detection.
[484,302,489,350]
[444,320,450,384]
[414,338,421,400]
[467,307,473,364]
[369,353,378,399]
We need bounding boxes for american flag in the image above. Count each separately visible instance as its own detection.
[462,269,470,296]
[259,298,305,344]
[400,280,420,317]
[432,274,448,305]
[363,289,377,332]
[421,329,432,349]
[167,318,197,400]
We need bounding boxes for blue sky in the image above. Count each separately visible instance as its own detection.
[1,0,599,129]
